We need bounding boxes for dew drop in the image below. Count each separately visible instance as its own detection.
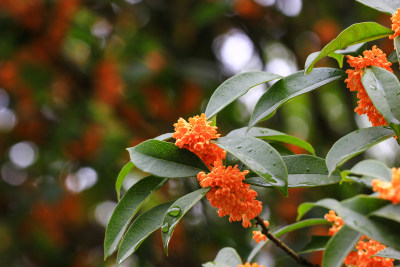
[247,149,253,153]
[236,145,242,149]
[369,85,376,90]
[272,163,276,166]
[162,223,169,233]
[167,206,181,217]
[305,168,310,173]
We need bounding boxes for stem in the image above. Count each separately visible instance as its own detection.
[255,216,319,267]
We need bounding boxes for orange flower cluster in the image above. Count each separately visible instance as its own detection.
[390,8,400,39]
[344,237,394,267]
[372,167,400,204]
[324,210,344,235]
[345,46,392,127]
[325,211,393,267]
[173,113,226,168]
[198,161,262,228]
[238,263,266,267]
[252,220,269,243]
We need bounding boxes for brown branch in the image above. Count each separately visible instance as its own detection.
[255,216,319,267]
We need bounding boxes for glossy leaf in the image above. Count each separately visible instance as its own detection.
[341,159,392,187]
[362,66,400,137]
[227,127,315,155]
[395,36,400,66]
[153,133,173,141]
[203,247,243,267]
[215,136,288,196]
[205,71,281,118]
[305,22,393,73]
[249,68,346,127]
[117,202,173,265]
[127,140,209,178]
[355,0,399,14]
[373,247,400,260]
[162,188,210,254]
[115,162,135,202]
[247,219,330,262]
[104,176,167,259]
[322,225,361,267]
[245,155,341,188]
[371,204,400,224]
[325,126,395,175]
[327,43,367,67]
[300,235,331,254]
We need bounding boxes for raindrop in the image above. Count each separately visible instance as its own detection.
[167,207,181,217]
[269,150,273,153]
[272,163,276,166]
[305,168,310,173]
[236,146,242,149]
[369,85,376,90]
[247,149,253,153]
[162,223,169,233]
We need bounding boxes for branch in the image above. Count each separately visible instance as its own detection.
[255,216,319,267]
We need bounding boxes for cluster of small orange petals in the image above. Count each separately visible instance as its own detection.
[390,8,400,39]
[252,221,269,243]
[344,236,394,267]
[372,167,400,204]
[238,263,266,267]
[324,210,344,236]
[173,113,225,168]
[197,161,262,228]
[345,46,392,126]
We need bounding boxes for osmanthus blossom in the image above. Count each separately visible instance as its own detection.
[252,220,269,243]
[390,8,400,39]
[325,211,394,267]
[345,46,392,127]
[173,113,225,169]
[372,167,400,204]
[238,263,266,267]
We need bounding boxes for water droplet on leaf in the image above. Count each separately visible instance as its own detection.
[167,207,181,217]
[162,223,169,233]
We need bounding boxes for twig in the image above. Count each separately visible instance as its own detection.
[255,216,319,267]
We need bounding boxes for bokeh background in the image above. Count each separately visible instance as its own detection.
[1,0,400,266]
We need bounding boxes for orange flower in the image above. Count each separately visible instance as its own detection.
[390,8,400,39]
[324,210,344,236]
[372,167,400,204]
[173,113,225,168]
[197,161,262,228]
[345,46,392,127]
[252,221,269,243]
[343,236,394,267]
[238,263,266,267]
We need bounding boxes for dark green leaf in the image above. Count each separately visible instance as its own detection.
[117,202,173,265]
[203,247,243,267]
[326,127,395,175]
[249,68,346,127]
[341,159,392,187]
[395,36,400,66]
[247,219,330,262]
[373,247,400,260]
[116,162,135,202]
[356,0,399,14]
[127,140,209,178]
[305,23,393,73]
[162,188,210,254]
[300,235,331,254]
[362,66,400,137]
[322,225,361,267]
[388,50,398,63]
[104,176,167,259]
[205,71,281,118]
[245,155,341,188]
[227,127,315,155]
[215,136,288,196]
[328,43,367,67]
[371,204,400,224]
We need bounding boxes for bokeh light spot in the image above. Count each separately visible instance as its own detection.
[94,201,117,228]
[65,167,98,193]
[9,141,38,169]
[1,163,27,186]
[0,108,17,132]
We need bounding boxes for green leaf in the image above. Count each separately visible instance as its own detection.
[117,202,173,265]
[203,247,243,267]
[227,127,315,155]
[127,140,209,178]
[215,136,288,196]
[373,247,400,260]
[245,155,341,188]
[362,66,400,137]
[388,50,398,63]
[116,162,135,202]
[371,204,400,224]
[153,133,173,141]
[355,0,399,14]
[305,22,393,74]
[205,71,281,118]
[162,188,210,254]
[104,176,168,259]
[395,36,400,66]
[325,126,395,176]
[249,68,346,127]
[327,43,367,67]
[300,235,331,254]
[322,225,362,267]
[341,159,392,187]
[247,219,330,262]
